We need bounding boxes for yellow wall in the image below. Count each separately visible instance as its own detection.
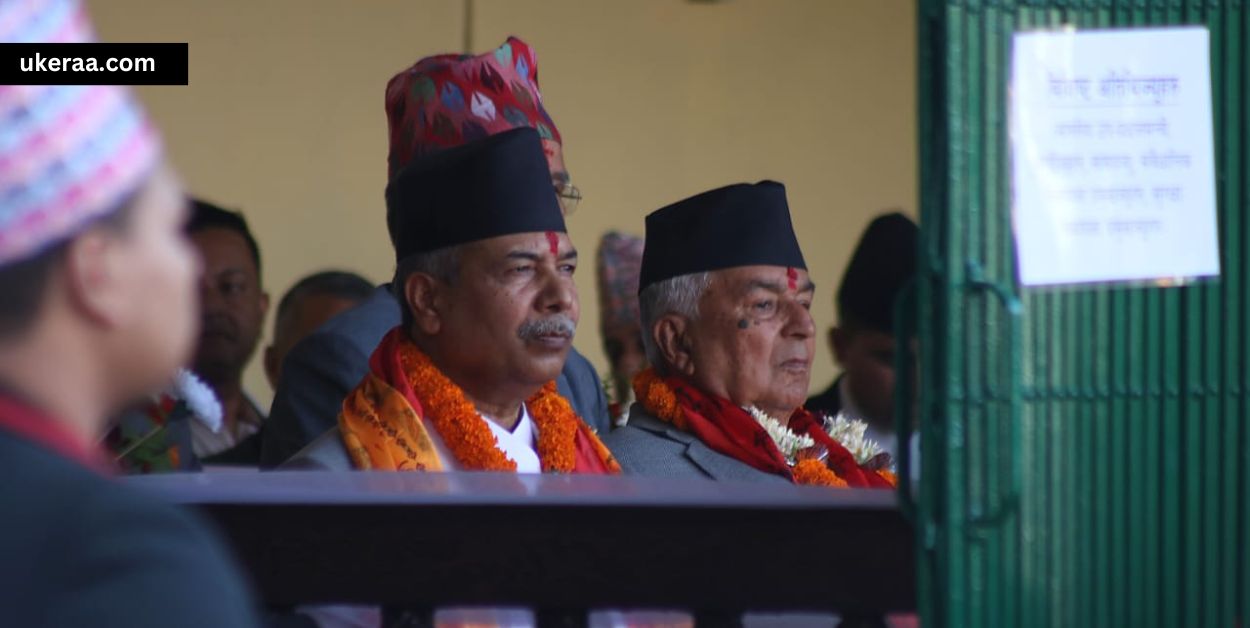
[88,0,916,409]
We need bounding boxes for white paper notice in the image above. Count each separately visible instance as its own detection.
[1010,27,1219,287]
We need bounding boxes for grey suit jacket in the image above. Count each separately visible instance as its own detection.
[601,405,790,484]
[261,286,611,468]
[282,426,351,470]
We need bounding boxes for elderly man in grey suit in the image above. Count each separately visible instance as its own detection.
[288,129,619,474]
[259,38,608,467]
[603,182,895,489]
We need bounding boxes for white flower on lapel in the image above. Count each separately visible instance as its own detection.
[171,369,222,433]
[743,405,814,465]
[823,412,885,465]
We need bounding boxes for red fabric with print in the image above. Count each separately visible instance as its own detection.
[0,394,110,474]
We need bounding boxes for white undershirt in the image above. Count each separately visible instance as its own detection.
[190,394,263,458]
[424,403,541,473]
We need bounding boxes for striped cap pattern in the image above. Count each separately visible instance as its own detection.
[0,0,161,266]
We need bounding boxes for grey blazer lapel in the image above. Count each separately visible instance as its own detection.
[628,414,785,483]
[682,438,789,483]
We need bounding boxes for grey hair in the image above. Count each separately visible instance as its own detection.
[638,272,711,373]
[392,245,462,330]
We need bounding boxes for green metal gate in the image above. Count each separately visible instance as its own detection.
[913,1,1248,626]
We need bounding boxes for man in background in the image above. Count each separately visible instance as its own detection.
[806,212,918,458]
[205,270,373,468]
[596,231,648,425]
[187,200,269,459]
[263,270,374,389]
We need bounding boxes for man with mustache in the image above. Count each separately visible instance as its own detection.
[289,127,618,474]
[260,37,610,467]
[186,200,269,459]
[602,183,893,488]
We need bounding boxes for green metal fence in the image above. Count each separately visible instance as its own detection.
[913,1,1248,626]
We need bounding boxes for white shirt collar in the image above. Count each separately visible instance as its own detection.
[483,405,541,473]
[425,403,542,473]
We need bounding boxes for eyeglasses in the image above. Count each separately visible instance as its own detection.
[555,182,582,215]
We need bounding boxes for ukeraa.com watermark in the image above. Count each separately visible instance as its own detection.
[0,43,188,85]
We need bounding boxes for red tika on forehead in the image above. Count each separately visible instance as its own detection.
[546,231,560,256]
[787,266,798,291]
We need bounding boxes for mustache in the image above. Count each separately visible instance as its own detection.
[517,315,577,341]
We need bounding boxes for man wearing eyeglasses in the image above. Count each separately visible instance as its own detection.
[259,37,607,468]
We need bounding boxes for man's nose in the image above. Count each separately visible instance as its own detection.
[538,271,576,314]
[783,300,816,338]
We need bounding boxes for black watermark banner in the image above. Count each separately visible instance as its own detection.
[0,43,188,85]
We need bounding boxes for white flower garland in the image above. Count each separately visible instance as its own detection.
[743,406,887,467]
[170,368,222,433]
[743,406,814,465]
[823,412,885,465]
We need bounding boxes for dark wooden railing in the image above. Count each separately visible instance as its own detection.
[127,472,914,624]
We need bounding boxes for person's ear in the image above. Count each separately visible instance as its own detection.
[405,273,444,336]
[64,230,126,328]
[653,315,694,377]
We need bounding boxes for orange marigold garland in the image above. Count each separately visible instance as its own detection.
[397,339,607,472]
[632,368,684,429]
[528,382,621,473]
[793,459,849,488]
[526,381,578,473]
[876,469,898,487]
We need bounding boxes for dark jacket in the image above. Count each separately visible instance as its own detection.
[0,403,259,628]
[260,286,611,468]
[805,376,844,419]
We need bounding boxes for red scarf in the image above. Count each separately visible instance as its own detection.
[637,370,892,488]
[0,393,111,474]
